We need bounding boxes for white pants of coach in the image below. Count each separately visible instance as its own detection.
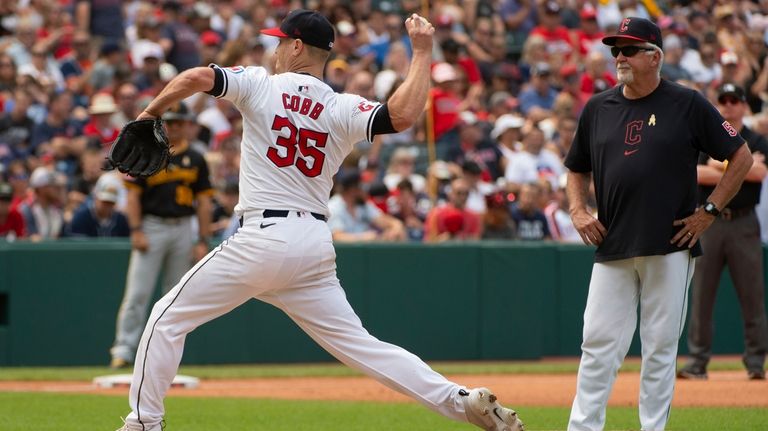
[124,211,467,429]
[568,250,695,431]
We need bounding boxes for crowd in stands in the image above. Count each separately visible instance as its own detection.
[3,0,768,243]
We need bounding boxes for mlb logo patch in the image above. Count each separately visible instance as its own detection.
[226,66,245,74]
[722,120,738,137]
[298,85,310,93]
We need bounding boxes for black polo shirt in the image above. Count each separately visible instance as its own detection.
[697,125,768,209]
[565,80,744,262]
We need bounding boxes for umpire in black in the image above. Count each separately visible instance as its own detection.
[678,83,768,380]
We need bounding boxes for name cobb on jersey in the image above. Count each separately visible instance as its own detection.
[282,93,324,119]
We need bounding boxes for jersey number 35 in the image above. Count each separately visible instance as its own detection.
[268,115,328,178]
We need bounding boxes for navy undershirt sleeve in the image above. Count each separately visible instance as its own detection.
[370,104,398,137]
[205,65,224,97]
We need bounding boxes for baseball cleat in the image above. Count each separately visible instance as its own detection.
[461,387,524,431]
[110,357,131,370]
[115,418,163,431]
[676,364,707,380]
[115,425,162,431]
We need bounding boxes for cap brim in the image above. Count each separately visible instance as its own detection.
[718,92,745,101]
[260,27,288,38]
[602,35,650,46]
[96,194,118,202]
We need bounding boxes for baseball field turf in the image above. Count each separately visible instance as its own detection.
[0,359,765,430]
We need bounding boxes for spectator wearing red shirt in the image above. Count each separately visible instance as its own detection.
[0,182,24,240]
[440,38,482,86]
[559,63,588,113]
[83,93,120,149]
[430,62,463,158]
[425,177,482,242]
[580,51,616,95]
[530,1,574,60]
[572,7,604,58]
[440,38,484,116]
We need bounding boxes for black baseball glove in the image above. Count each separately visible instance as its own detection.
[106,119,171,178]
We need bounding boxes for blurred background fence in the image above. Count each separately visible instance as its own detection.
[0,241,762,366]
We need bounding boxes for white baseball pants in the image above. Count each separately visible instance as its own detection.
[123,212,467,429]
[568,250,695,431]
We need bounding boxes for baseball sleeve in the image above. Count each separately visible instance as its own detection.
[334,94,383,144]
[206,64,269,109]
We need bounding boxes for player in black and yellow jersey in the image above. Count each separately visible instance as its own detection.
[110,102,214,369]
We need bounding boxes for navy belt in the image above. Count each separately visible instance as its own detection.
[239,209,327,227]
[263,209,327,221]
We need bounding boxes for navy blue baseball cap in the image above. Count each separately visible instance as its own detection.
[261,9,335,51]
[602,17,663,50]
[717,83,746,102]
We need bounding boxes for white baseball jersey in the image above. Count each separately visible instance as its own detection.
[209,64,382,217]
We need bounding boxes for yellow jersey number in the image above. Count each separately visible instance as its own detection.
[175,185,194,206]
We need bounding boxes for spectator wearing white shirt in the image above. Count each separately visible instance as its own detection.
[493,114,539,188]
[328,170,406,242]
[383,147,426,193]
[521,123,564,189]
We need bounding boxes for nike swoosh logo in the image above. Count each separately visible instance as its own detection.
[624,149,639,156]
[260,222,276,229]
[492,408,506,423]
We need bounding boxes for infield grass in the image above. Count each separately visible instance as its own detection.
[0,357,748,381]
[0,392,765,431]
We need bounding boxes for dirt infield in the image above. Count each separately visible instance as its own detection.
[1,371,766,407]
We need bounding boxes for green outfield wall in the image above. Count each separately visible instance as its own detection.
[0,240,764,366]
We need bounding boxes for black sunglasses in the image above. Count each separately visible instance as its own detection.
[718,96,742,105]
[610,46,655,58]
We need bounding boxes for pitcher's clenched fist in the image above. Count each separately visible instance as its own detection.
[404,14,434,52]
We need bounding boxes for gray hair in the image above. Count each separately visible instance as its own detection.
[641,43,664,77]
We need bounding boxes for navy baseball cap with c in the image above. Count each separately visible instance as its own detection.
[602,17,663,50]
[261,9,335,51]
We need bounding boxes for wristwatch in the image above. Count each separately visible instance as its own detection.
[703,201,721,217]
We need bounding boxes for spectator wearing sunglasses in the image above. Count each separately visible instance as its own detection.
[679,83,768,381]
[564,17,754,431]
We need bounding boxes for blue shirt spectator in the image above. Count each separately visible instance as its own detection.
[67,174,129,237]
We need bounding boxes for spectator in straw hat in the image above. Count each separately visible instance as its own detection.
[84,93,120,148]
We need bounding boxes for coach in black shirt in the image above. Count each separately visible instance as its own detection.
[678,83,768,381]
[564,17,753,431]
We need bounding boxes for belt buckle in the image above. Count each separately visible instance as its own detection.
[721,208,733,221]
